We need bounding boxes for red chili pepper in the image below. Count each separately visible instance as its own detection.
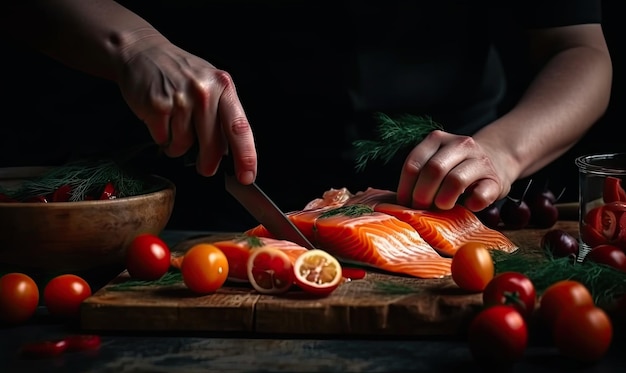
[19,334,101,359]
[341,267,367,281]
[0,193,18,202]
[603,176,626,203]
[51,184,73,202]
[25,195,48,203]
[99,182,117,200]
[64,334,102,351]
[20,339,68,359]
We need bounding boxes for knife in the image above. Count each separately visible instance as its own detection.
[223,158,316,250]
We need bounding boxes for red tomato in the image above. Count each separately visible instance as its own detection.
[43,274,92,318]
[603,176,626,203]
[246,246,295,294]
[482,272,536,319]
[181,243,229,294]
[0,272,40,324]
[553,304,613,362]
[538,280,594,326]
[293,249,343,296]
[451,242,494,292]
[580,223,608,249]
[467,305,528,366]
[586,244,626,272]
[125,233,171,281]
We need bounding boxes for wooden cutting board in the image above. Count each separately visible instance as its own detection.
[80,221,578,336]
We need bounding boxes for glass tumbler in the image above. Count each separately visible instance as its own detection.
[575,153,626,262]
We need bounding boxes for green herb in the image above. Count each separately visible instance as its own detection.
[109,271,183,291]
[318,204,374,219]
[236,235,265,248]
[0,159,148,201]
[352,113,443,172]
[492,250,626,307]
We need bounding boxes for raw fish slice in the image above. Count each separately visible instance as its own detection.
[374,203,519,257]
[287,205,451,279]
[317,187,518,257]
[304,187,354,210]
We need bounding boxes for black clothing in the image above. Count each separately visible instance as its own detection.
[0,1,604,230]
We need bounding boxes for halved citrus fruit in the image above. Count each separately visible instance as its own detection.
[246,246,295,295]
[293,249,343,296]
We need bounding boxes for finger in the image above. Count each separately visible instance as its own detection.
[140,87,174,148]
[143,112,171,147]
[217,82,257,184]
[411,134,476,209]
[163,91,194,158]
[461,178,502,212]
[397,132,443,206]
[193,87,223,177]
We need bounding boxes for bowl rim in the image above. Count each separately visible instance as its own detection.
[0,170,175,207]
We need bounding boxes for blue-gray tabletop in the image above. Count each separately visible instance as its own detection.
[2,231,625,373]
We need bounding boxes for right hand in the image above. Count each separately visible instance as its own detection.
[116,38,257,184]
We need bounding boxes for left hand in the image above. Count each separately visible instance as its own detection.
[396,130,512,212]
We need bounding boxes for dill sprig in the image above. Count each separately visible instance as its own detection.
[319,204,374,219]
[0,159,147,201]
[109,271,183,291]
[492,250,626,307]
[352,113,443,172]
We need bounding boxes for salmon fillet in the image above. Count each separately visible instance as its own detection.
[342,188,518,257]
[248,205,452,279]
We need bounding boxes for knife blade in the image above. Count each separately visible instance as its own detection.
[224,172,316,250]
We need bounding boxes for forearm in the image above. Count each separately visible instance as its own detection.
[3,0,168,81]
[474,27,612,183]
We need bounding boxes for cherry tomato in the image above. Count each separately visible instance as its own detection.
[293,249,343,296]
[180,243,229,294]
[246,246,295,294]
[467,305,528,366]
[585,244,626,272]
[538,280,594,326]
[125,233,171,281]
[43,274,92,318]
[553,304,613,362]
[482,272,536,319]
[0,272,40,324]
[451,242,494,292]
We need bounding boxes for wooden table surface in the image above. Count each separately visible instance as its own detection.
[80,221,579,336]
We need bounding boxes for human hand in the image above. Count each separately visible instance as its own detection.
[396,130,513,212]
[117,39,257,184]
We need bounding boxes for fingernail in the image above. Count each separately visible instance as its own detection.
[241,171,255,184]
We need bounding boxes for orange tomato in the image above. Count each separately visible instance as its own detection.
[0,272,39,324]
[538,280,594,326]
[181,244,229,294]
[43,274,92,318]
[247,246,295,295]
[451,242,494,292]
[293,249,343,296]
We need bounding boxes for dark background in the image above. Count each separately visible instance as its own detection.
[1,1,622,231]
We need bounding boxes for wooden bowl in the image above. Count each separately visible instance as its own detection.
[0,166,176,273]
